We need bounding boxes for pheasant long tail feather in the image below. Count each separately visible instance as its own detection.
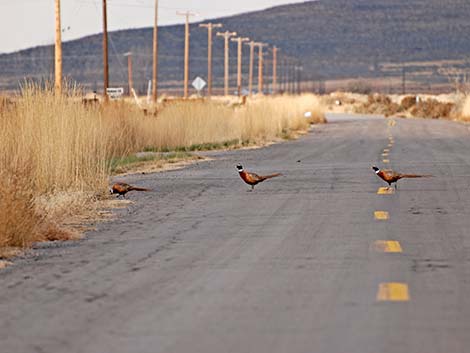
[129,186,150,192]
[260,173,282,181]
[399,174,432,179]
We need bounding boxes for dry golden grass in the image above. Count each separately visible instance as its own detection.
[0,87,325,255]
[456,96,470,122]
[0,167,43,251]
[121,94,324,148]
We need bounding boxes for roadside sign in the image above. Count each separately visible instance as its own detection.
[192,77,207,92]
[106,87,124,100]
[241,88,250,96]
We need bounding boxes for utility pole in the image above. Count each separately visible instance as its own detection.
[231,36,249,96]
[54,0,62,95]
[199,23,222,97]
[272,46,279,95]
[402,67,406,95]
[281,57,287,93]
[245,41,258,96]
[279,57,283,93]
[177,11,196,98]
[256,43,268,94]
[217,31,237,96]
[124,52,133,95]
[292,62,297,94]
[152,0,159,102]
[295,64,300,95]
[297,63,303,94]
[293,62,298,94]
[288,60,294,94]
[102,0,109,100]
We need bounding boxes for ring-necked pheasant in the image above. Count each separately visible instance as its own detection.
[372,166,431,189]
[110,182,150,198]
[236,164,281,191]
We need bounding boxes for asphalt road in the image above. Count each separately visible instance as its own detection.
[2,114,470,353]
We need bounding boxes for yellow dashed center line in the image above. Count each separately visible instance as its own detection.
[383,159,390,163]
[374,240,402,253]
[377,283,410,301]
[387,119,396,127]
[374,211,389,220]
[382,153,389,157]
[383,149,390,153]
[377,187,394,195]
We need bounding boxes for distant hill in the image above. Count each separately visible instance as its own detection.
[1,0,470,93]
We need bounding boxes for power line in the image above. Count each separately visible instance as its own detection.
[74,0,243,13]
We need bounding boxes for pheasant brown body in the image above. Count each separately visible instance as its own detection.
[110,182,150,197]
[236,164,281,190]
[372,166,431,189]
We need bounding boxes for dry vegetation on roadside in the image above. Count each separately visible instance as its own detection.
[455,96,470,122]
[324,91,466,120]
[0,87,325,256]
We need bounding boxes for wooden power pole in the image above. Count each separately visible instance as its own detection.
[177,11,196,98]
[231,36,249,96]
[54,0,62,95]
[199,23,223,97]
[402,67,406,95]
[256,43,268,94]
[152,0,159,102]
[272,46,279,95]
[102,0,109,100]
[245,41,258,96]
[124,52,133,95]
[217,31,237,96]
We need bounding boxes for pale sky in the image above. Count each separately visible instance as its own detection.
[0,0,307,54]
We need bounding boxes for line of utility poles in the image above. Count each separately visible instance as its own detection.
[278,57,304,94]
[53,1,304,101]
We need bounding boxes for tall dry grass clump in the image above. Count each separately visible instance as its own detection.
[0,167,43,251]
[0,88,325,254]
[13,85,110,194]
[457,96,470,122]
[0,84,111,252]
